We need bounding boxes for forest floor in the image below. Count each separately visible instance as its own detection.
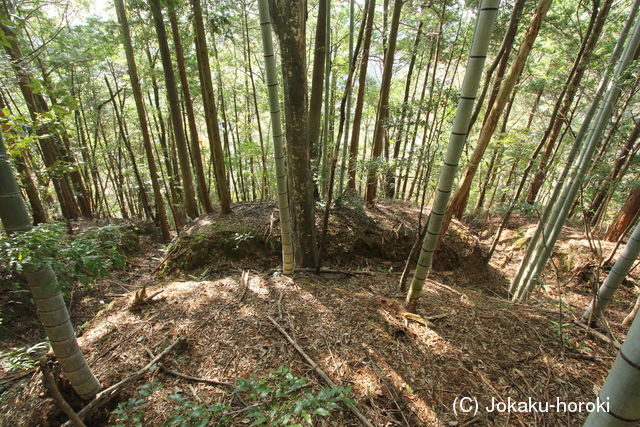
[0,201,637,426]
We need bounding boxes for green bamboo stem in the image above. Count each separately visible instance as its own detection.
[512,8,640,301]
[0,132,100,400]
[582,221,640,325]
[404,0,500,312]
[584,301,640,426]
[257,0,294,275]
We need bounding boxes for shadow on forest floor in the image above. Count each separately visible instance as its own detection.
[1,201,637,426]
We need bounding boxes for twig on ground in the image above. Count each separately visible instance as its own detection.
[156,361,234,389]
[266,315,374,427]
[277,290,284,321]
[573,321,621,350]
[40,357,86,427]
[64,339,184,426]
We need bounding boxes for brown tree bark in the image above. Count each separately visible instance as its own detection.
[605,186,640,242]
[589,120,640,225]
[269,0,318,268]
[309,0,328,170]
[167,1,214,214]
[149,0,199,219]
[114,0,171,241]
[347,0,376,190]
[191,0,232,214]
[443,0,552,233]
[364,0,403,205]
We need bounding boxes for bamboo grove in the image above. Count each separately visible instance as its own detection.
[2,0,640,417]
[0,0,638,287]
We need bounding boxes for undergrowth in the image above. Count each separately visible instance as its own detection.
[111,367,354,426]
[0,222,128,293]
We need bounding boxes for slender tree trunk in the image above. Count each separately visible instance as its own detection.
[104,77,154,220]
[167,2,213,214]
[242,2,269,199]
[467,0,526,134]
[269,0,318,268]
[191,0,232,214]
[525,0,613,204]
[589,120,640,225]
[149,0,199,219]
[114,0,171,241]
[257,0,294,274]
[364,0,403,206]
[347,0,376,190]
[309,0,328,174]
[388,17,423,199]
[404,0,499,312]
[443,0,552,232]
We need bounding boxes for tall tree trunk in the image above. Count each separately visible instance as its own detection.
[364,0,403,206]
[443,0,552,231]
[347,0,376,190]
[114,0,171,242]
[605,185,640,242]
[309,0,328,175]
[242,2,269,199]
[104,77,154,220]
[525,0,613,204]
[167,1,213,214]
[337,0,357,195]
[511,4,640,301]
[257,0,294,274]
[269,0,318,268]
[191,0,232,214]
[589,120,640,225]
[388,17,424,199]
[149,0,199,219]
[467,0,526,134]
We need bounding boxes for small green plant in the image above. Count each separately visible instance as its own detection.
[232,231,254,249]
[0,341,48,372]
[165,393,232,426]
[111,381,163,426]
[234,366,354,425]
[110,367,353,426]
[549,320,573,347]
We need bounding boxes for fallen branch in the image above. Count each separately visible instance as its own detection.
[266,315,374,427]
[64,339,184,426]
[40,357,86,427]
[157,362,234,389]
[573,321,621,350]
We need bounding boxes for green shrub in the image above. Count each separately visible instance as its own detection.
[0,222,127,292]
